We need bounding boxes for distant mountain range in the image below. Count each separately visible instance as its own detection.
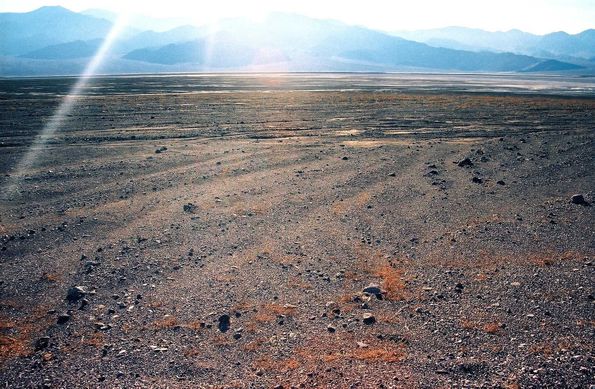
[392,27,595,61]
[1,6,593,76]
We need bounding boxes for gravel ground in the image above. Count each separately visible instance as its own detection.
[0,74,593,388]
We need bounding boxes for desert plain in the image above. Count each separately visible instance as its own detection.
[0,73,594,388]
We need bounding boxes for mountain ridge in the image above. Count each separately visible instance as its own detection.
[1,7,592,76]
[391,26,595,60]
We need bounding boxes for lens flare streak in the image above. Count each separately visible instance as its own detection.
[2,13,129,199]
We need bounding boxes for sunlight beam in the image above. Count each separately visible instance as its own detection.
[2,12,129,200]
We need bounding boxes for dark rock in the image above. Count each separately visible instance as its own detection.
[497,180,506,185]
[363,284,382,295]
[342,156,349,160]
[35,336,50,350]
[79,298,89,310]
[218,314,231,332]
[570,194,590,206]
[57,314,70,324]
[388,172,396,177]
[457,158,473,167]
[327,324,336,333]
[155,146,167,154]
[471,176,483,184]
[362,313,376,325]
[183,203,197,213]
[66,286,86,303]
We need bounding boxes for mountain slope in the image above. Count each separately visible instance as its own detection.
[0,6,113,56]
[0,8,589,75]
[521,59,585,72]
[123,15,576,72]
[534,30,595,58]
[20,39,103,60]
[392,27,595,60]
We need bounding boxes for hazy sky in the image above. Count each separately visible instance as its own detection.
[1,0,594,34]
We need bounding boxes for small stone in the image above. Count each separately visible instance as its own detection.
[341,156,349,160]
[363,284,382,295]
[362,313,376,325]
[95,322,111,331]
[327,324,336,333]
[218,314,231,332]
[155,146,167,154]
[497,180,506,185]
[183,203,197,213]
[35,336,50,350]
[457,158,473,167]
[66,286,86,303]
[571,194,589,206]
[388,172,396,177]
[78,298,89,310]
[471,176,483,184]
[57,314,70,324]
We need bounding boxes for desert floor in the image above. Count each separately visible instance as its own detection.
[0,74,594,388]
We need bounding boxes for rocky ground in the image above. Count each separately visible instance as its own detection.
[0,75,594,388]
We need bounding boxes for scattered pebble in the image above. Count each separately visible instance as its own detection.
[35,336,50,350]
[570,194,589,206]
[363,284,382,295]
[57,313,70,325]
[457,158,473,167]
[362,313,376,325]
[218,314,231,332]
[183,203,197,213]
[66,286,86,303]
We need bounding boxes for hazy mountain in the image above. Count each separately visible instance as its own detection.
[533,30,595,58]
[392,27,595,60]
[82,8,195,32]
[0,8,589,75]
[520,59,585,72]
[0,6,113,56]
[16,25,208,60]
[114,25,206,53]
[123,14,580,72]
[124,34,258,67]
[20,39,102,60]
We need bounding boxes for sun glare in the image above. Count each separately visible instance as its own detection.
[2,12,130,199]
